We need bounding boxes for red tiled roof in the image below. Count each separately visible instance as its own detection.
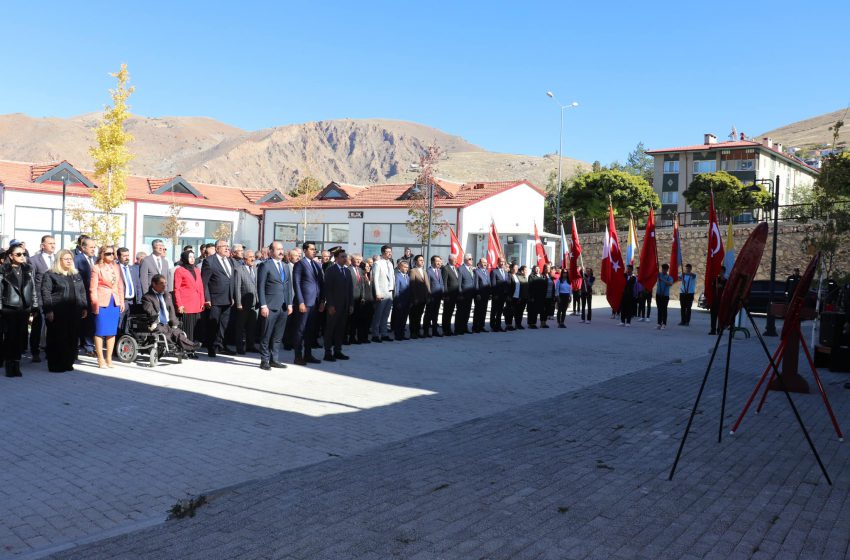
[0,160,268,216]
[264,179,543,211]
[646,140,819,173]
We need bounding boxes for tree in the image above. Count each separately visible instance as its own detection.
[562,169,660,219]
[83,63,135,245]
[406,143,448,251]
[288,176,323,198]
[288,176,324,243]
[625,141,654,184]
[800,149,850,280]
[683,171,772,214]
[159,201,188,251]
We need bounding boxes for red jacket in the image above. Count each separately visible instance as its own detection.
[173,265,205,314]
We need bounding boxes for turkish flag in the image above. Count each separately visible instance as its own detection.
[637,208,658,291]
[449,224,464,266]
[603,206,626,312]
[704,193,725,307]
[569,216,583,291]
[601,225,611,284]
[669,216,682,283]
[487,220,503,271]
[533,222,549,269]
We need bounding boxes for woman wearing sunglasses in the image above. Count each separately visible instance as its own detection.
[90,245,125,368]
[1,241,35,377]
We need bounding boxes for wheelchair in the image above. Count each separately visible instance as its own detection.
[116,313,186,367]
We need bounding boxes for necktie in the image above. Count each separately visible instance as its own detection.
[157,293,168,325]
[156,257,162,274]
[222,257,231,277]
[47,254,54,267]
[123,265,134,298]
[277,261,284,281]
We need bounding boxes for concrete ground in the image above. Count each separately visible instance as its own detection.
[2,304,847,559]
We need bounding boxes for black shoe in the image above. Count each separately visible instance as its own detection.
[529,325,538,329]
[32,354,41,363]
[237,350,246,355]
[541,324,550,328]
[305,355,321,364]
[433,332,443,337]
[208,350,217,358]
[270,361,287,369]
[480,328,489,333]
[324,353,337,362]
[362,339,372,344]
[517,325,525,330]
[333,353,350,360]
[708,331,717,335]
[260,361,272,371]
[294,357,306,366]
[381,336,393,342]
[283,345,293,351]
[372,337,382,343]
[311,342,322,349]
[246,346,259,353]
[395,336,409,341]
[220,347,236,356]
[558,324,566,328]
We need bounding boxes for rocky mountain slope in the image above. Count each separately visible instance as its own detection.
[759,107,848,150]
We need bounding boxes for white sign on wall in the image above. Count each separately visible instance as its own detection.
[182,220,204,238]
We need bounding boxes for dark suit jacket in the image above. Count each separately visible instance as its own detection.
[459,265,476,297]
[324,263,353,313]
[74,253,94,302]
[409,266,430,305]
[394,271,411,307]
[474,267,491,295]
[233,261,259,308]
[257,259,293,311]
[142,289,179,328]
[490,267,510,296]
[201,255,235,306]
[293,258,323,307]
[349,265,365,302]
[442,264,459,296]
[427,267,444,298]
[30,251,53,307]
[128,263,143,304]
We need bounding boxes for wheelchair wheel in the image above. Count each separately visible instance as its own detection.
[149,346,159,368]
[116,335,138,363]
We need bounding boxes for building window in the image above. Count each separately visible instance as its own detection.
[663,161,679,173]
[362,222,455,260]
[693,160,716,174]
[272,222,349,251]
[661,191,679,205]
[14,205,127,250]
[142,216,232,256]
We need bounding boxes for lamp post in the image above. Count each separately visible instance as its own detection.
[60,176,69,250]
[748,175,780,336]
[546,92,578,230]
[410,181,435,262]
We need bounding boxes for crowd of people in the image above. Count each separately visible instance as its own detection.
[3,234,822,378]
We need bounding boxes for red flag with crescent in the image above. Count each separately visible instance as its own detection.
[449,224,464,266]
[487,220,503,271]
[569,216,583,291]
[637,207,658,291]
[533,222,549,269]
[704,193,725,307]
[669,216,682,283]
[603,206,626,312]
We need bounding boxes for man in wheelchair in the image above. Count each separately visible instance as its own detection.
[142,274,201,358]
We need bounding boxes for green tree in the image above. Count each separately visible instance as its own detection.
[288,176,323,198]
[683,171,772,214]
[562,169,660,219]
[800,150,850,280]
[85,63,135,245]
[625,141,654,184]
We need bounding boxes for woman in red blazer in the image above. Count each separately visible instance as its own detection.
[173,249,205,352]
[89,245,125,368]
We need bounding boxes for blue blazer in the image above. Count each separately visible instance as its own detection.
[474,267,491,293]
[293,258,323,307]
[74,253,94,300]
[459,265,476,296]
[427,267,444,297]
[394,272,411,307]
[257,259,292,311]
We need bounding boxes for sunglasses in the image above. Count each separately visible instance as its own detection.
[104,252,114,256]
[11,252,25,257]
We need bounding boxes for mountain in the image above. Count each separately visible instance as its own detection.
[759,107,849,151]
[0,113,586,190]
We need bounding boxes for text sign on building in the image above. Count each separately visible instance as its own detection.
[348,211,364,219]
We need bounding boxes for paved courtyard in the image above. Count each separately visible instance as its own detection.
[2,306,848,559]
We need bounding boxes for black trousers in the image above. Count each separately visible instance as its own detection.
[472,294,489,331]
[79,309,94,351]
[621,298,635,324]
[490,294,506,330]
[637,293,652,319]
[181,312,200,342]
[572,294,580,314]
[207,304,232,352]
[581,292,592,322]
[409,301,426,338]
[45,307,80,372]
[710,304,719,333]
[680,294,694,325]
[233,306,258,352]
[357,301,374,342]
[455,297,472,333]
[258,307,286,364]
[544,299,555,322]
[527,299,542,326]
[293,305,319,357]
[442,295,456,334]
[391,303,410,340]
[1,311,29,362]
[29,308,43,356]
[557,294,572,324]
[511,298,526,327]
[425,298,442,334]
[656,295,670,326]
[325,307,349,353]
[348,301,361,343]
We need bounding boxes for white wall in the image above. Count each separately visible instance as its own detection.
[459,183,545,245]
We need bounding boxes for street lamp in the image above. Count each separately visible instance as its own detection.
[546,91,578,231]
[748,175,781,336]
[60,175,69,250]
[410,181,435,262]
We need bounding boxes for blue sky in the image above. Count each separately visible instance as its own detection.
[2,1,848,164]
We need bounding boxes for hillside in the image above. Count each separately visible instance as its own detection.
[0,114,586,190]
[759,107,849,151]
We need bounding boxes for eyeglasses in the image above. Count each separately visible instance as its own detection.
[11,252,25,257]
[104,252,114,256]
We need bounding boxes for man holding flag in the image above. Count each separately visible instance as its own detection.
[601,206,626,315]
[705,192,726,335]
[636,208,658,322]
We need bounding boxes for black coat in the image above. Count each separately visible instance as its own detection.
[528,274,548,301]
[0,262,34,312]
[40,271,88,313]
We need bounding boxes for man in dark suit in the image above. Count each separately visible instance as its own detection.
[347,254,365,344]
[29,234,56,362]
[233,249,259,354]
[292,242,324,366]
[201,239,236,357]
[139,239,172,294]
[456,254,476,335]
[441,254,460,336]
[489,258,510,332]
[74,236,97,354]
[141,274,200,353]
[408,255,429,339]
[425,256,444,337]
[116,247,141,333]
[473,258,492,333]
[323,248,353,361]
[391,261,412,340]
[282,248,299,350]
[256,241,292,370]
